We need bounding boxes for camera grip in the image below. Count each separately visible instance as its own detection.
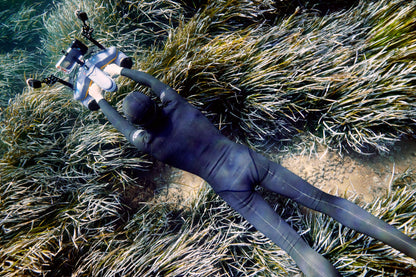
[86,65,117,92]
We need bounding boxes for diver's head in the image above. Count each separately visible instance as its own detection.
[123,91,163,129]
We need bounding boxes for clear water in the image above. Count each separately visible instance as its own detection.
[0,0,53,106]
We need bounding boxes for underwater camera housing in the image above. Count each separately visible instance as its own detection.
[56,39,88,74]
[26,10,133,111]
[73,45,132,110]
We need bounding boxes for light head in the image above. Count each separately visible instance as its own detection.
[76,10,88,23]
[26,78,43,89]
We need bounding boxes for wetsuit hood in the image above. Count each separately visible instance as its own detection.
[123,91,162,128]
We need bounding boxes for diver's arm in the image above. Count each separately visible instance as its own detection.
[88,84,150,152]
[97,100,150,152]
[104,64,179,104]
[122,68,180,104]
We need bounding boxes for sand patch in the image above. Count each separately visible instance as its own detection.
[279,139,416,202]
[154,167,205,206]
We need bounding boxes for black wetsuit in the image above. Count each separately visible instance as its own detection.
[96,68,416,277]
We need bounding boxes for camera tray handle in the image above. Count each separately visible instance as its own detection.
[26,75,73,89]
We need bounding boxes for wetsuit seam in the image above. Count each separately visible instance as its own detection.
[248,150,260,181]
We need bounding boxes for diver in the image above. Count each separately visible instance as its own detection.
[80,63,416,276]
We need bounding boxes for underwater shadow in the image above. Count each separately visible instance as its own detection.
[269,0,362,19]
[298,0,361,14]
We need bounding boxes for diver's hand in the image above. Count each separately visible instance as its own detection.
[89,83,104,102]
[104,63,122,78]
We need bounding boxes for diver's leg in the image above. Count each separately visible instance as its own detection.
[217,189,340,277]
[257,157,416,259]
